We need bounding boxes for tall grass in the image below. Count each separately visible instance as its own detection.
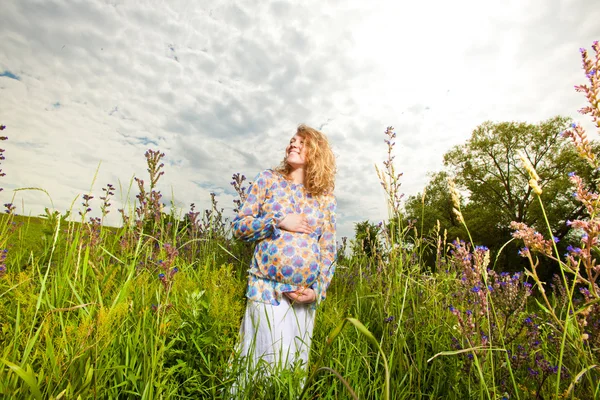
[0,41,598,399]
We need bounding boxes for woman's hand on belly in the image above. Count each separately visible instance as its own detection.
[277,214,313,234]
[284,287,316,304]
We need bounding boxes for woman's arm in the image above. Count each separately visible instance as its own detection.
[312,195,337,303]
[231,170,283,242]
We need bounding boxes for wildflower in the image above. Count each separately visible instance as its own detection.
[528,178,542,195]
[552,236,559,243]
[471,286,480,293]
[582,333,589,340]
[384,315,394,323]
[447,178,464,223]
[524,317,532,324]
[517,150,542,194]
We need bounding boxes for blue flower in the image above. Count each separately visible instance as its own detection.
[471,286,480,293]
[283,245,295,257]
[571,123,577,128]
[262,290,272,301]
[567,245,582,254]
[292,273,304,284]
[568,172,575,177]
[579,287,590,296]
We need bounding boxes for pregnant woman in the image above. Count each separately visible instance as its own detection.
[232,123,337,377]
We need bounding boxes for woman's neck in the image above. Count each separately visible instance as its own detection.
[288,167,305,185]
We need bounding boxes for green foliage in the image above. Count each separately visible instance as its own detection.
[1,40,600,399]
[405,116,599,272]
[444,116,596,231]
[351,220,383,259]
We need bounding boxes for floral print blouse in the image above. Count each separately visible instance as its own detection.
[232,169,337,307]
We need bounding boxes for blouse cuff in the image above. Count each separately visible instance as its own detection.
[272,211,285,238]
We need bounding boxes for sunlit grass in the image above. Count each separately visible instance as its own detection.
[0,41,599,399]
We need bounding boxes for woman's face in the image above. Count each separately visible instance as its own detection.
[286,134,307,168]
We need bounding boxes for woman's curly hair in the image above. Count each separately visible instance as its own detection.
[275,124,336,196]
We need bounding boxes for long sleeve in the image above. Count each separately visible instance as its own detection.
[312,195,337,304]
[231,170,283,242]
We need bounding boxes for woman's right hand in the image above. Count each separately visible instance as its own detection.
[277,214,313,234]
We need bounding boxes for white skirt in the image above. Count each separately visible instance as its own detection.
[237,296,316,373]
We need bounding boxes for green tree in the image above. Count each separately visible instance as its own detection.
[404,171,466,239]
[352,220,382,259]
[407,116,598,271]
[403,171,469,269]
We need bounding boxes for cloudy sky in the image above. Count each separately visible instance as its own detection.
[1,0,598,240]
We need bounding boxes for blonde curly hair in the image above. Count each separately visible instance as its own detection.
[275,124,336,196]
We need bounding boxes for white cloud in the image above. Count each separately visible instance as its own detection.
[0,0,599,241]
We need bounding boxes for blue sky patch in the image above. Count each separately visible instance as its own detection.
[138,137,158,146]
[0,71,20,80]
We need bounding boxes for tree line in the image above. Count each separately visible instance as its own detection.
[352,116,599,277]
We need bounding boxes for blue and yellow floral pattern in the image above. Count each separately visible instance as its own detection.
[232,169,337,307]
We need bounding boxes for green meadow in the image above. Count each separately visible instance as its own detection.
[0,42,599,399]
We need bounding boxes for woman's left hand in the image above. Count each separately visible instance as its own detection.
[285,287,316,304]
